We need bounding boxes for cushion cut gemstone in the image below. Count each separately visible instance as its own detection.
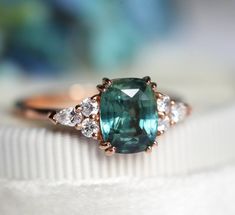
[100,78,158,154]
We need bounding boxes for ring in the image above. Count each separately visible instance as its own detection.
[16,77,191,155]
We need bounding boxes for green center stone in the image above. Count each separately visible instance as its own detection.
[100,78,158,154]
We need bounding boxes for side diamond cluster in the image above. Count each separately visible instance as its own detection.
[157,94,188,134]
[53,97,99,138]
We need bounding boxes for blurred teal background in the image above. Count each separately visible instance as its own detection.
[0,0,172,76]
[0,0,234,122]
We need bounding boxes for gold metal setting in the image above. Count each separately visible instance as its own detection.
[46,76,191,156]
[143,76,152,85]
[145,146,153,153]
[48,111,58,125]
[99,141,111,150]
[105,146,116,156]
[102,77,112,87]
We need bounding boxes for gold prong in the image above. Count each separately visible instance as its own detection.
[92,132,98,140]
[151,82,157,92]
[99,142,111,150]
[96,84,106,92]
[105,147,116,156]
[157,130,164,136]
[143,76,151,84]
[89,114,98,120]
[156,92,163,99]
[158,111,165,118]
[96,133,104,142]
[91,94,100,102]
[75,104,82,112]
[89,114,99,121]
[75,124,83,130]
[153,141,158,147]
[102,78,112,87]
[48,111,57,125]
[170,120,176,126]
[145,146,152,153]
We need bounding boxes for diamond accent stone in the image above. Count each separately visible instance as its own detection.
[171,102,187,123]
[158,116,170,132]
[81,118,99,138]
[157,95,170,113]
[81,98,99,117]
[53,107,82,127]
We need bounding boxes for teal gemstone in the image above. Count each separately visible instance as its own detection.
[100,78,158,154]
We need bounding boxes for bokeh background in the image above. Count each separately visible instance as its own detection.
[0,0,172,75]
[0,0,234,75]
[0,0,235,112]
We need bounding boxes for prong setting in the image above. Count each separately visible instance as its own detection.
[105,147,116,156]
[143,76,151,85]
[75,124,83,130]
[157,130,164,136]
[75,104,82,112]
[158,111,165,119]
[47,77,190,156]
[92,132,98,140]
[48,111,57,125]
[91,94,99,102]
[102,78,112,87]
[153,141,158,147]
[151,82,157,92]
[96,84,106,92]
[145,146,152,153]
[99,142,111,150]
[97,77,112,94]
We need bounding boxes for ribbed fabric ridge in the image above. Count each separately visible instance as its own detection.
[0,105,235,181]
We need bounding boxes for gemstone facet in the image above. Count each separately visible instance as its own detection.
[100,78,158,154]
[158,116,170,132]
[81,118,99,138]
[54,107,82,127]
[171,102,187,123]
[157,94,170,113]
[81,98,99,117]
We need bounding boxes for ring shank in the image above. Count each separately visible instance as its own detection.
[15,84,99,120]
[16,93,88,120]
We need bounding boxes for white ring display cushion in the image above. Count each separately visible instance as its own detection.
[0,166,234,215]
[0,104,235,181]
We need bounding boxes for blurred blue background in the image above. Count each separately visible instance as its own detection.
[0,0,172,76]
[0,0,234,120]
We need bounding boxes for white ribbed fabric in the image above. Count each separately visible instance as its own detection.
[0,166,235,215]
[0,103,235,181]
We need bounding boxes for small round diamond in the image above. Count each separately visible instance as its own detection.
[157,95,170,113]
[158,116,170,132]
[81,118,99,138]
[54,107,82,127]
[171,102,187,123]
[81,98,99,117]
